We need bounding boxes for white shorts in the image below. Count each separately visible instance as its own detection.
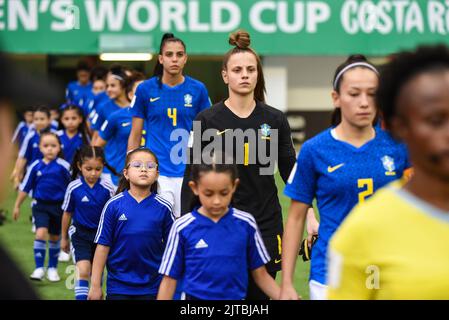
[309,280,328,300]
[157,176,183,218]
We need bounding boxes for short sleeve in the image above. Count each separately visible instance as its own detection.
[247,221,271,270]
[98,115,116,142]
[198,84,211,113]
[283,142,317,205]
[62,187,75,213]
[159,220,185,279]
[94,200,117,247]
[19,161,38,194]
[130,83,146,119]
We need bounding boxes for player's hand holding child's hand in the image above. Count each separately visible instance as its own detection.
[280,284,301,300]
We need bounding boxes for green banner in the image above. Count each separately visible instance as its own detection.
[1,0,449,55]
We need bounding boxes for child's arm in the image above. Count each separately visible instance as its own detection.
[88,244,110,300]
[12,191,28,221]
[251,265,286,300]
[61,212,72,253]
[157,275,177,300]
[11,157,27,189]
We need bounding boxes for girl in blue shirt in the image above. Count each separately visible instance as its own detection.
[61,146,115,300]
[58,104,90,164]
[157,154,281,300]
[13,132,71,282]
[12,106,54,189]
[12,108,33,148]
[93,65,131,186]
[89,148,174,300]
[280,55,411,300]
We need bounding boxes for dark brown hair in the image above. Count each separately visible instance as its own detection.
[331,54,378,126]
[153,33,186,86]
[39,131,64,159]
[116,148,159,195]
[222,30,266,103]
[70,145,118,181]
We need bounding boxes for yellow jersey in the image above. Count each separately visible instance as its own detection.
[327,182,449,299]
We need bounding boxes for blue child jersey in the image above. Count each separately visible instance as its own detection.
[130,76,210,177]
[62,177,116,230]
[66,81,93,107]
[85,91,109,119]
[18,127,57,165]
[91,98,121,132]
[94,190,175,295]
[284,127,410,285]
[98,107,132,185]
[57,130,85,164]
[159,207,271,300]
[20,158,71,202]
[12,121,31,147]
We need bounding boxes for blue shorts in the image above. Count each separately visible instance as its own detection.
[69,224,97,263]
[32,201,63,236]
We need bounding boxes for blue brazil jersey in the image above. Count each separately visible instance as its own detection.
[66,81,93,107]
[20,158,71,202]
[91,98,121,132]
[62,177,115,230]
[131,76,210,177]
[99,107,132,185]
[159,207,270,300]
[57,130,84,164]
[87,91,110,123]
[94,190,174,295]
[284,127,410,285]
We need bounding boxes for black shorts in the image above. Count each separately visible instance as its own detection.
[69,224,97,263]
[32,201,63,236]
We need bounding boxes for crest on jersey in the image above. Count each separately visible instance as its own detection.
[260,123,271,140]
[184,94,193,107]
[381,156,396,176]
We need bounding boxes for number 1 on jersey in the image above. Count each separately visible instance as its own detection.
[358,178,373,203]
[168,108,177,126]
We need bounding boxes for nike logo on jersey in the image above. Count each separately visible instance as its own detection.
[150,97,160,103]
[275,259,282,264]
[37,171,42,177]
[195,239,208,249]
[81,196,89,202]
[118,214,128,221]
[121,122,131,127]
[327,163,345,173]
[216,129,231,136]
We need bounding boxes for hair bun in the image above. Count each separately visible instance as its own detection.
[229,30,251,49]
[346,54,368,63]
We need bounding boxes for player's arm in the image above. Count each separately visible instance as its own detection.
[61,212,72,253]
[88,244,110,300]
[280,200,309,300]
[93,135,107,148]
[11,157,27,189]
[251,265,284,300]
[306,207,319,248]
[12,191,28,221]
[157,275,177,300]
[127,117,144,152]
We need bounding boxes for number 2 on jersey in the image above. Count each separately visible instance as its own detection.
[357,178,373,203]
[168,108,177,126]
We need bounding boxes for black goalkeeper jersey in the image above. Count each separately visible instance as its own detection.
[181,100,296,237]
